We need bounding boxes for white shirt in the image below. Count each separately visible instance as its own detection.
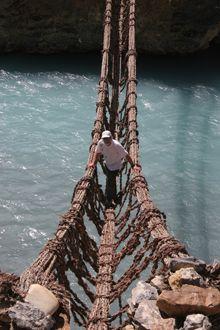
[96,139,128,171]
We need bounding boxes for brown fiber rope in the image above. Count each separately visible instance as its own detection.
[5,1,218,330]
[16,1,188,327]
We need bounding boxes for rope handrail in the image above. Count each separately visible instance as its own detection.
[20,0,112,283]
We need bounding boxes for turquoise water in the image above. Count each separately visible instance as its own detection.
[0,53,219,276]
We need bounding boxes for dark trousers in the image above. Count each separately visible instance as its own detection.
[103,164,119,204]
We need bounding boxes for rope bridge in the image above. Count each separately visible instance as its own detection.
[1,1,220,329]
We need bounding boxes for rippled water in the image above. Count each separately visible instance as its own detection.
[0,52,220,276]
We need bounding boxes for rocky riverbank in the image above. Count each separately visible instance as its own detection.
[0,0,219,54]
[125,257,220,330]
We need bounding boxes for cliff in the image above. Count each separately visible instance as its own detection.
[0,0,220,54]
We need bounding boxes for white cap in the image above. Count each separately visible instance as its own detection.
[101,130,112,139]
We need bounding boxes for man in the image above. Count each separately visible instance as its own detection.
[89,130,139,205]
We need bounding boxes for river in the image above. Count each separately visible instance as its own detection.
[0,51,219,276]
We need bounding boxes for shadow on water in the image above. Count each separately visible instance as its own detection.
[173,89,193,245]
[1,49,219,87]
[138,49,220,261]
[0,52,101,75]
[174,89,214,258]
[138,49,220,89]
[194,95,216,258]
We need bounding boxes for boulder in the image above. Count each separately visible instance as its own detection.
[8,301,54,330]
[134,299,175,330]
[25,284,59,316]
[209,259,220,275]
[150,275,168,292]
[0,307,10,323]
[169,257,206,274]
[168,268,204,290]
[127,281,175,329]
[128,281,158,312]
[183,314,211,330]
[122,325,135,330]
[55,313,70,330]
[157,285,220,316]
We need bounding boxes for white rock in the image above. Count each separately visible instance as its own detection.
[122,325,135,330]
[25,284,59,316]
[134,299,175,330]
[183,314,211,329]
[133,281,158,303]
[150,275,168,292]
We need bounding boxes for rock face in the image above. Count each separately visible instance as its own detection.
[0,0,104,54]
[136,0,220,54]
[157,285,220,316]
[0,0,219,54]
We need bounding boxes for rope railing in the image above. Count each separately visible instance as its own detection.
[18,0,114,325]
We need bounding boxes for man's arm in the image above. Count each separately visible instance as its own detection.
[88,151,101,168]
[125,154,141,171]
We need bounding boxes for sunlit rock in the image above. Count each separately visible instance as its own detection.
[25,284,59,316]
[134,299,175,330]
[150,275,168,292]
[122,325,135,330]
[168,267,204,290]
[157,285,220,316]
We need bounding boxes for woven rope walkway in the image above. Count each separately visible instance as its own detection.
[16,1,188,327]
[4,1,219,329]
